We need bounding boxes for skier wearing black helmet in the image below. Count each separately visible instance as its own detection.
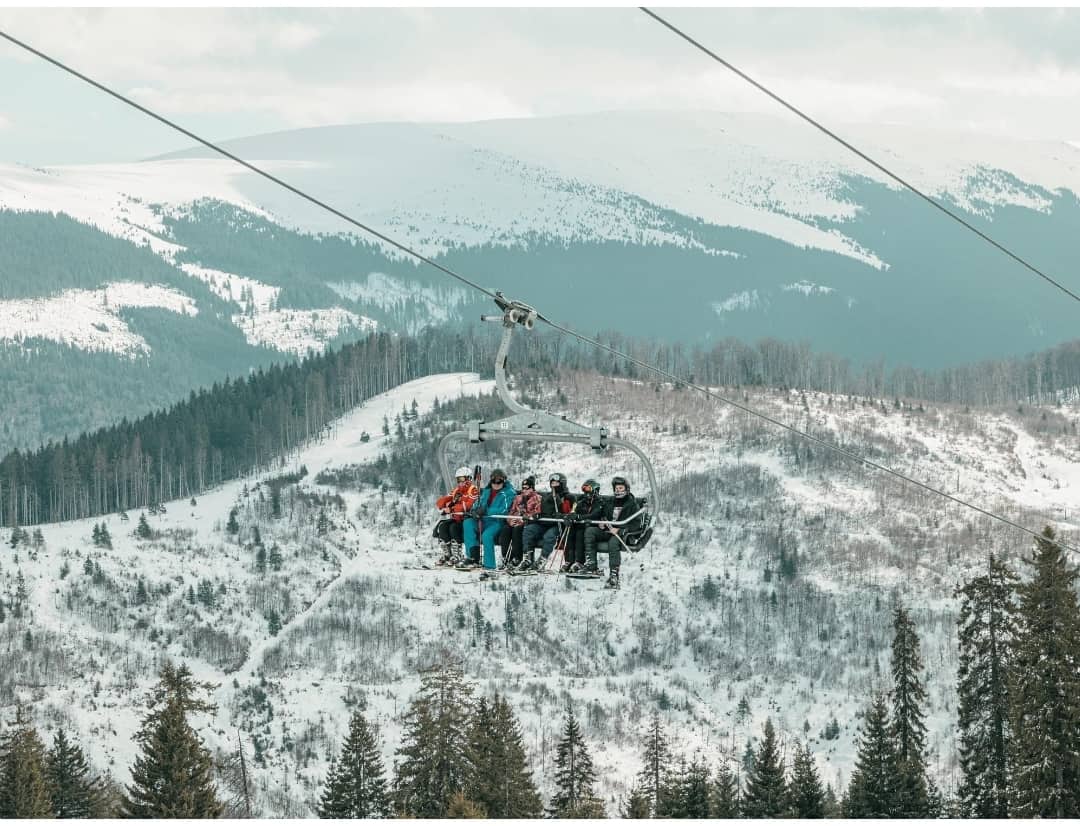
[562,478,605,572]
[517,471,576,571]
[584,475,642,589]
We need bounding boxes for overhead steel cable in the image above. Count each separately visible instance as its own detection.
[0,30,500,305]
[535,310,1080,555]
[639,6,1080,306]
[4,28,1075,556]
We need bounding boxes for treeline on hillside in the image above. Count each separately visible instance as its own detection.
[8,312,1080,528]
[0,210,225,309]
[516,331,1080,408]
[0,327,495,527]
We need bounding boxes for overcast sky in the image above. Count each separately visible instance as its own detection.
[2,6,1080,164]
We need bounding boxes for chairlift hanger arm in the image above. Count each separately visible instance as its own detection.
[436,294,662,524]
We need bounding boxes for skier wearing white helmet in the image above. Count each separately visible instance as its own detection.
[433,467,479,566]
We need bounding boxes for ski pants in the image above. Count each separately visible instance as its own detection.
[568,525,588,566]
[463,517,502,569]
[541,523,570,558]
[434,518,463,546]
[496,523,530,566]
[585,526,622,572]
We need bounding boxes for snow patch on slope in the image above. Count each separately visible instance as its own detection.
[0,282,197,356]
[713,289,762,314]
[328,272,470,331]
[231,306,377,355]
[178,262,280,313]
[782,280,836,296]
[0,160,281,255]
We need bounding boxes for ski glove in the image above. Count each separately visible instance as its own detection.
[473,506,487,518]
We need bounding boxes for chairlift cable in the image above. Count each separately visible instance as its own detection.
[5,27,1075,556]
[535,310,1080,555]
[0,29,501,306]
[638,6,1080,306]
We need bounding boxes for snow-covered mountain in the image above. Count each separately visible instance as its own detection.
[6,369,1078,814]
[3,110,1080,453]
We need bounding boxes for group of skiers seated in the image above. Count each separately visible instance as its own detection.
[433,467,645,590]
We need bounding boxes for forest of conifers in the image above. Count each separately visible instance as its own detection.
[5,316,1080,528]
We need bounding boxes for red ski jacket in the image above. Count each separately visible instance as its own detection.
[436,481,479,522]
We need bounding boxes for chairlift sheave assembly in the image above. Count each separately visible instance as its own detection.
[436,293,661,550]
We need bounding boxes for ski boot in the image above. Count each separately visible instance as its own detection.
[604,569,620,590]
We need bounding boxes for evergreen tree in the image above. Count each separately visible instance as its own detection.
[226,507,240,535]
[268,545,283,572]
[621,785,652,818]
[822,784,841,818]
[0,706,54,817]
[955,553,1018,817]
[316,508,329,536]
[123,662,222,817]
[548,705,604,818]
[464,694,541,818]
[317,711,390,818]
[844,693,898,817]
[46,729,101,817]
[742,718,786,817]
[635,709,674,816]
[136,513,152,539]
[255,544,267,574]
[270,485,281,519]
[393,661,475,817]
[786,741,825,818]
[98,523,112,549]
[710,761,741,817]
[678,754,712,818]
[1009,526,1080,818]
[890,603,931,816]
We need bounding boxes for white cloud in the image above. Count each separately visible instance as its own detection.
[3,5,1080,157]
[946,66,1080,98]
[271,21,322,51]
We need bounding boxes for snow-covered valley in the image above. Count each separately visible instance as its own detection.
[5,369,1079,814]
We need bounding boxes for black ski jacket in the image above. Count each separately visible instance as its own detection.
[571,492,604,522]
[538,488,576,519]
[599,492,643,530]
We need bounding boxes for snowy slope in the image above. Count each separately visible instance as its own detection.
[7,369,1080,813]
[0,281,197,355]
[4,112,1080,367]
[8,113,1080,273]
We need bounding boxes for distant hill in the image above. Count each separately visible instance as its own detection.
[3,111,1080,451]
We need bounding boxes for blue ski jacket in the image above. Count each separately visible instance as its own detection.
[468,482,517,519]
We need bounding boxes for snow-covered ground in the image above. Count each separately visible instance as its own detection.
[7,370,1080,814]
[0,281,197,355]
[178,262,280,314]
[230,306,377,356]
